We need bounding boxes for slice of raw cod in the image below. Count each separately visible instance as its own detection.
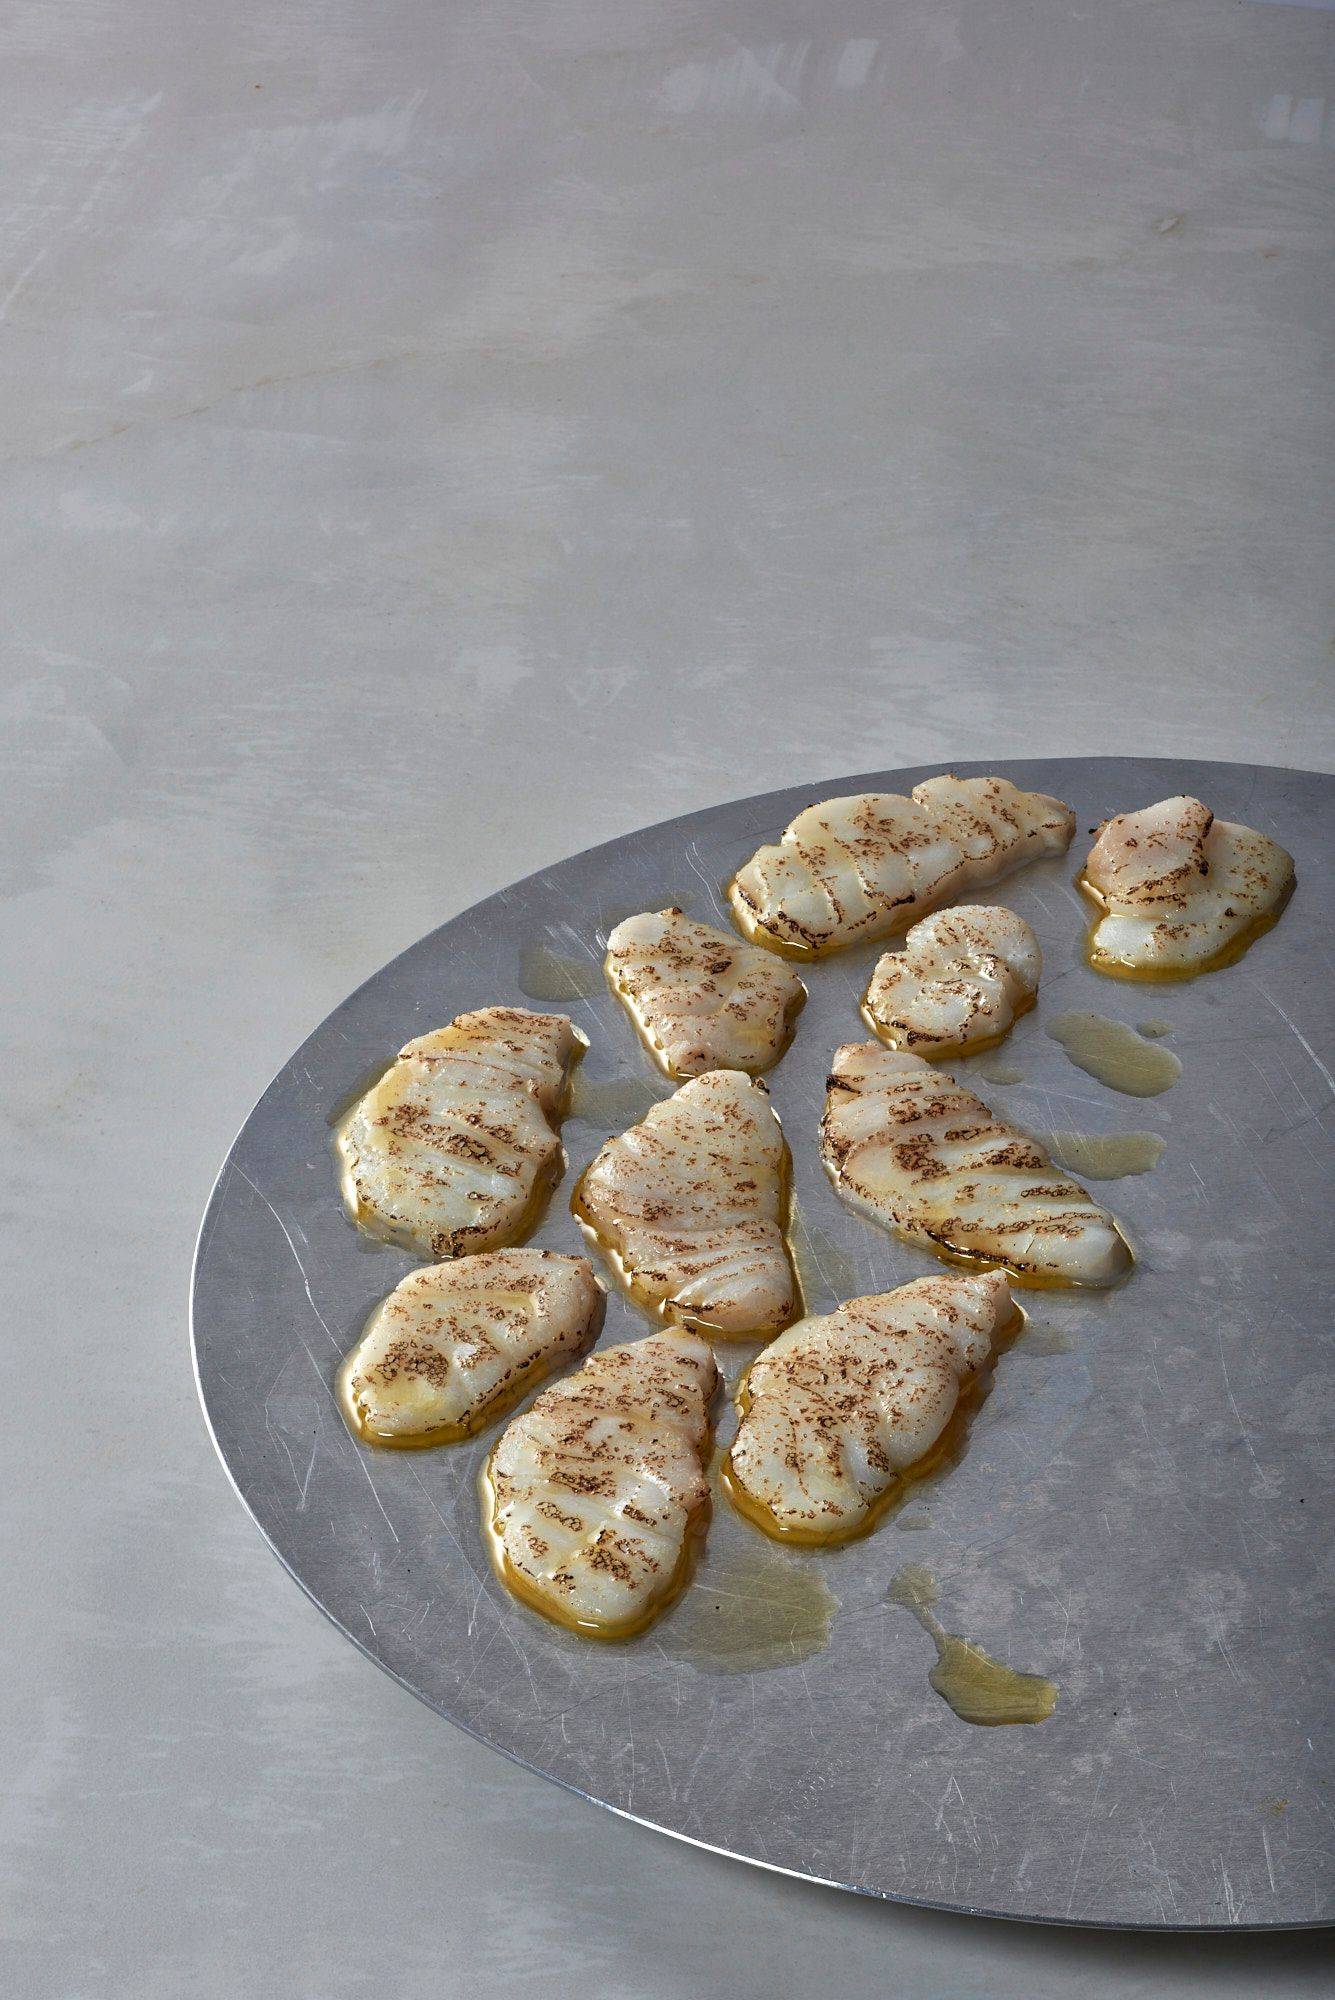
[339,1250,604,1446]
[336,1006,580,1259]
[1081,794,1294,977]
[605,905,806,1077]
[573,1067,797,1337]
[728,774,1074,957]
[821,1042,1131,1288]
[727,1271,1015,1542]
[484,1329,720,1637]
[863,905,1040,1056]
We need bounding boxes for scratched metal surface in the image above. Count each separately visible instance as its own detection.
[192,756,1333,1930]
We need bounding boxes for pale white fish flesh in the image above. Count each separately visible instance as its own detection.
[340,1250,604,1446]
[337,1006,580,1258]
[1082,795,1294,976]
[864,905,1040,1055]
[605,905,805,1077]
[821,1043,1131,1287]
[728,1271,1014,1541]
[485,1329,720,1636]
[574,1068,796,1337]
[728,774,1074,957]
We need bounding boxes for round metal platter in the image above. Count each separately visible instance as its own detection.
[191,757,1333,1930]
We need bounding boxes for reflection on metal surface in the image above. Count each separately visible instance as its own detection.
[789,1202,865,1308]
[664,1531,839,1675]
[191,758,1334,1929]
[518,942,601,1002]
[567,1071,669,1129]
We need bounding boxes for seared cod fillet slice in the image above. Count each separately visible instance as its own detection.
[1081,795,1294,977]
[728,774,1073,957]
[484,1330,720,1637]
[727,1272,1014,1542]
[336,1007,580,1258]
[573,1068,797,1337]
[340,1250,604,1446]
[821,1043,1131,1288]
[606,906,806,1077]
[864,906,1040,1056]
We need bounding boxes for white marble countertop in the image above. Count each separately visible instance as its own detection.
[3,0,1332,1993]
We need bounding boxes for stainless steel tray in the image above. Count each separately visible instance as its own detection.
[191,757,1332,1930]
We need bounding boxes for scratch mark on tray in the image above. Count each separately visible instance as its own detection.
[1065,1768,1106,1917]
[234,1165,341,1351]
[1258,990,1334,1097]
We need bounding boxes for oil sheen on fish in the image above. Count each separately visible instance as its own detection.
[336,1006,580,1258]
[1081,795,1294,977]
[728,774,1074,957]
[605,906,805,1077]
[727,1272,1014,1542]
[484,1329,719,1637]
[340,1250,604,1446]
[863,905,1040,1055]
[573,1068,796,1337]
[821,1043,1131,1287]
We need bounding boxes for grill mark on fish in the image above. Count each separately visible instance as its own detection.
[820,1043,1132,1289]
[606,906,806,1078]
[726,1272,1017,1543]
[1081,795,1294,980]
[574,1069,798,1339]
[335,1007,581,1258]
[483,1331,720,1637]
[729,775,1074,958]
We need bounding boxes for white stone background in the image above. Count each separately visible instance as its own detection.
[1,0,1332,1994]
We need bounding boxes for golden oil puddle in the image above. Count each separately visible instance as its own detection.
[710,1342,767,1398]
[1046,1011,1182,1097]
[518,942,600,1002]
[790,1203,865,1307]
[666,1537,839,1675]
[1043,1130,1165,1180]
[1137,1018,1173,1039]
[970,1054,1025,1086]
[568,1072,669,1129]
[887,1565,1058,1726]
[1015,1321,1076,1357]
